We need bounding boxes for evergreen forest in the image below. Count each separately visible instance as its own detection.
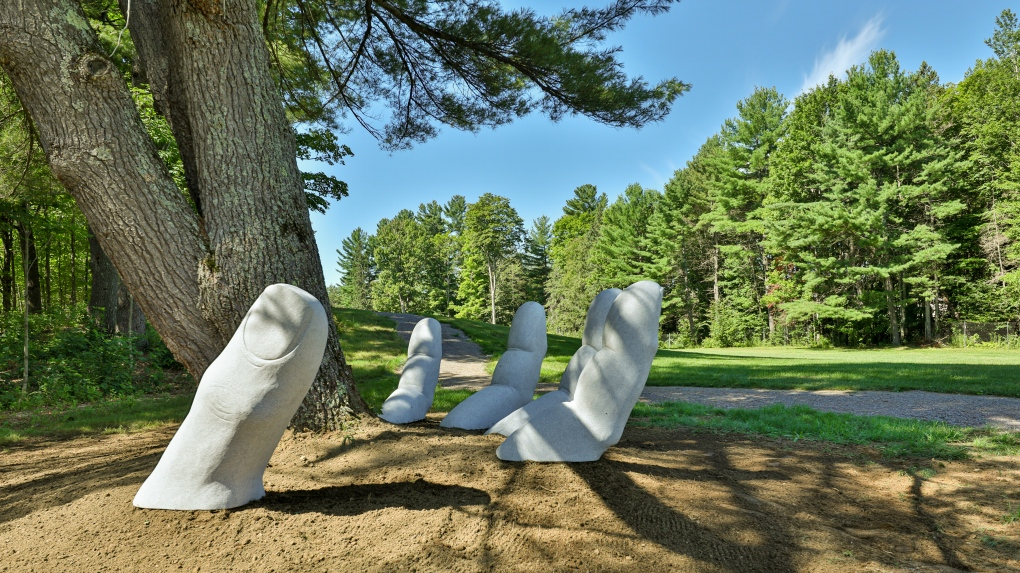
[335,10,1020,348]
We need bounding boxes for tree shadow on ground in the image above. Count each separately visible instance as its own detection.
[0,430,169,525]
[571,452,799,573]
[255,480,490,517]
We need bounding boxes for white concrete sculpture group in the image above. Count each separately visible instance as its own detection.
[134,281,660,510]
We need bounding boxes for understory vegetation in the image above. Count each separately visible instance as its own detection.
[0,305,186,411]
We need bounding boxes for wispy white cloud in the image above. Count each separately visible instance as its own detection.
[800,15,886,94]
[640,162,666,190]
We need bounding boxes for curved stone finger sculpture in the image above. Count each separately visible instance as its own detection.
[380,318,442,424]
[133,284,329,510]
[440,301,547,431]
[487,288,621,437]
[496,280,662,462]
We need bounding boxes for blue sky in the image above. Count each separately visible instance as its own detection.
[308,0,1009,286]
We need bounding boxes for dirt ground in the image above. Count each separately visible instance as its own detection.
[2,419,1019,573]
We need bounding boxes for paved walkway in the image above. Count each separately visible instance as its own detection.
[380,312,1020,430]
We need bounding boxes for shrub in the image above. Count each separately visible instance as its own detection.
[0,306,183,410]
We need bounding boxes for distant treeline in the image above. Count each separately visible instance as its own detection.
[333,11,1020,347]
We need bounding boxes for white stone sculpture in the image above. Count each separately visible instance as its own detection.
[134,284,329,510]
[379,318,442,424]
[487,288,621,437]
[440,301,547,431]
[495,280,662,462]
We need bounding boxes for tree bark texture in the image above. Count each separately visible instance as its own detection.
[0,0,222,373]
[0,0,365,429]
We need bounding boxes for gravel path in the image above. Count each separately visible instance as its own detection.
[379,312,490,390]
[379,312,1020,430]
[641,387,1020,430]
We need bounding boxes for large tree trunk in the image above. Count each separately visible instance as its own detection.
[488,264,496,324]
[923,297,933,342]
[0,0,220,373]
[44,225,51,310]
[712,243,720,304]
[117,284,147,339]
[0,0,366,429]
[69,212,77,306]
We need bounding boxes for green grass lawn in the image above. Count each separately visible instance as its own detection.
[334,308,472,413]
[648,346,1020,396]
[438,316,1020,397]
[0,393,194,445]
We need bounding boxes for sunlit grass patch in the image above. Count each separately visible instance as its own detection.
[648,347,1020,396]
[969,431,1020,456]
[337,308,472,413]
[629,400,1020,460]
[0,393,193,445]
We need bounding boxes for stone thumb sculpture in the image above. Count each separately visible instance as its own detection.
[440,301,547,431]
[133,283,329,510]
[379,318,442,424]
[487,288,621,437]
[495,280,662,462]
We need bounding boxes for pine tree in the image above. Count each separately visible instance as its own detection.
[644,147,717,345]
[766,52,973,345]
[699,87,789,343]
[592,183,661,288]
[943,9,1020,321]
[522,216,553,305]
[547,184,607,335]
[335,228,374,309]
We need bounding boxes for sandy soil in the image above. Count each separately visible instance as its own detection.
[2,418,1019,572]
